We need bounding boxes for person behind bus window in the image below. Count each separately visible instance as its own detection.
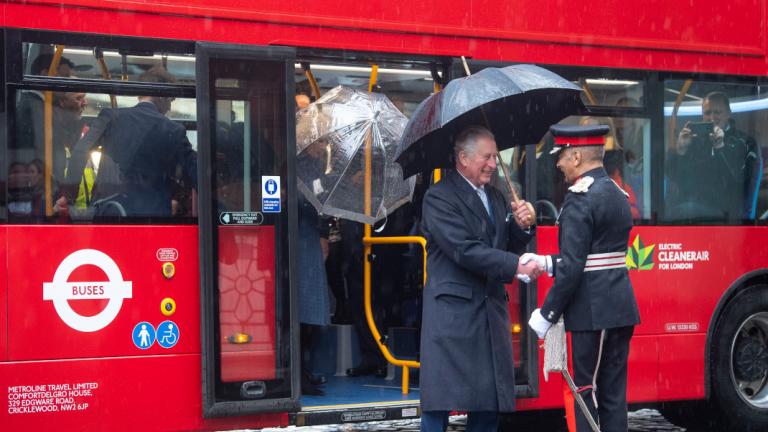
[581,116,640,220]
[7,161,33,218]
[51,89,92,217]
[668,91,763,221]
[62,65,197,218]
[27,159,46,217]
[295,89,332,394]
[14,54,76,162]
[614,96,645,215]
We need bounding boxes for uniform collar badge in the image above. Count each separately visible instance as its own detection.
[568,176,594,193]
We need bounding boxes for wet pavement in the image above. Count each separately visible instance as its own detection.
[260,409,688,431]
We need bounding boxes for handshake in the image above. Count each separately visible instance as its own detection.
[515,253,553,283]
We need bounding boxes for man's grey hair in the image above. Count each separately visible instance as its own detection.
[566,145,605,163]
[454,126,495,160]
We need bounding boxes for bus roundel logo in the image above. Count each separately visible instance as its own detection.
[43,249,133,332]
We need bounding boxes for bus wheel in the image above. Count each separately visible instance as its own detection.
[712,286,768,431]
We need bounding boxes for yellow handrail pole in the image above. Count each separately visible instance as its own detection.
[43,45,65,216]
[95,48,118,108]
[433,80,442,183]
[580,80,620,153]
[301,63,322,101]
[361,65,419,394]
[364,236,427,286]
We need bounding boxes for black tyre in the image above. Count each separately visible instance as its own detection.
[710,286,768,431]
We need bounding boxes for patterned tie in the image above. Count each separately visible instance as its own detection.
[477,187,493,220]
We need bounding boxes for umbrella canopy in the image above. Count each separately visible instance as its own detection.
[395,64,584,178]
[296,85,415,225]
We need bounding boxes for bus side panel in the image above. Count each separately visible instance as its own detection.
[5,3,768,77]
[657,333,706,400]
[626,335,659,403]
[0,354,288,431]
[0,226,7,361]
[1,225,289,430]
[6,225,199,361]
[15,0,765,58]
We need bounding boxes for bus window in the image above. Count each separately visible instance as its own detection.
[293,62,435,117]
[579,78,645,108]
[22,43,196,84]
[537,115,652,223]
[9,86,197,223]
[662,80,767,224]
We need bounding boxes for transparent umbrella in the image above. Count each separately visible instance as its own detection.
[296,86,414,225]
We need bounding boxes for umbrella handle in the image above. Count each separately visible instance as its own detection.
[461,56,471,76]
[497,154,521,203]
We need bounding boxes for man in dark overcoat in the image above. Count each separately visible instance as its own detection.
[527,124,641,432]
[62,65,196,217]
[419,126,542,432]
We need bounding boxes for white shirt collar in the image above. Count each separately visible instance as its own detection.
[457,170,484,193]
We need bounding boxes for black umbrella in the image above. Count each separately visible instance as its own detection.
[394,64,584,179]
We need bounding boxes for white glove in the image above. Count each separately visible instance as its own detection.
[520,253,553,276]
[516,273,531,283]
[528,308,553,339]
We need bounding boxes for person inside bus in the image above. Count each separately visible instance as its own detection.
[7,161,34,218]
[51,89,92,218]
[419,126,540,432]
[295,89,333,395]
[61,65,197,218]
[14,54,77,164]
[580,116,640,220]
[667,91,762,221]
[614,96,645,215]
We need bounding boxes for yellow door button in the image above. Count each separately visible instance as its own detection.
[161,298,176,316]
[162,262,176,279]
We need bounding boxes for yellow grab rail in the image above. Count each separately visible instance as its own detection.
[362,234,426,394]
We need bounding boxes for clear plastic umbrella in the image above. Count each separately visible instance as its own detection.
[296,85,415,225]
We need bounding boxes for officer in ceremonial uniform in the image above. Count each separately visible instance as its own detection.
[527,124,641,432]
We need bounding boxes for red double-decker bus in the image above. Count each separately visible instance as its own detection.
[1,1,767,431]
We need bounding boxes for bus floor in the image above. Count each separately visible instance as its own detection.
[300,374,420,410]
[301,323,420,410]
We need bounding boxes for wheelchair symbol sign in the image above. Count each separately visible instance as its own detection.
[156,320,180,348]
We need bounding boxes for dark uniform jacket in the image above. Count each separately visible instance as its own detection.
[420,169,533,412]
[541,167,640,331]
[66,101,197,217]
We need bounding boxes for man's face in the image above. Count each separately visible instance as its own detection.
[57,92,88,117]
[459,135,498,187]
[556,148,580,184]
[702,98,730,129]
[295,94,311,110]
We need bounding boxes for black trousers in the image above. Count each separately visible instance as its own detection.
[571,326,634,432]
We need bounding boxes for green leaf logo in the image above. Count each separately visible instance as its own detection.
[627,235,655,271]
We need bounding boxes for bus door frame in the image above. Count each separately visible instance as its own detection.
[196,41,300,417]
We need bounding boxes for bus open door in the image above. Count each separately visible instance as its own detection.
[195,42,301,417]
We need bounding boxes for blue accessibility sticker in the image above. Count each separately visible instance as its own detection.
[132,321,156,349]
[156,320,180,349]
[262,176,281,213]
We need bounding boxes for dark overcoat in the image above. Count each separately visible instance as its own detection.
[419,169,533,412]
[541,167,641,331]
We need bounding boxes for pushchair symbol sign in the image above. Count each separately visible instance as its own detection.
[157,320,179,348]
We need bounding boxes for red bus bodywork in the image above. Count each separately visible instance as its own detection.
[2,1,768,430]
